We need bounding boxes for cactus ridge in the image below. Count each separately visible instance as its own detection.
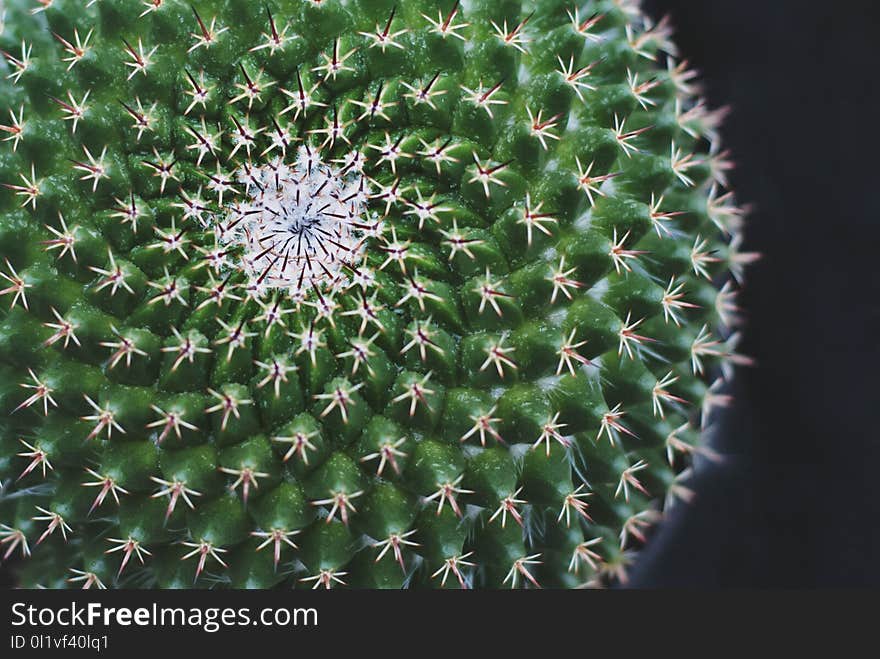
[0,0,753,588]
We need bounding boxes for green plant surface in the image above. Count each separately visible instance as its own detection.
[0,0,755,589]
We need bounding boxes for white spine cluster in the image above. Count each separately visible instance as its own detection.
[217,147,375,299]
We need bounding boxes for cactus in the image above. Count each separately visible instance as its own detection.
[0,0,754,589]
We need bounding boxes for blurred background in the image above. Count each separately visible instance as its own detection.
[633,0,880,586]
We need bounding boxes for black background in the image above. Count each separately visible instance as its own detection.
[2,1,878,589]
[632,0,880,586]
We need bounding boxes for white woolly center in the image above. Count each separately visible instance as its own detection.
[219,147,374,299]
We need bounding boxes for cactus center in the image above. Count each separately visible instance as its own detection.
[218,147,375,299]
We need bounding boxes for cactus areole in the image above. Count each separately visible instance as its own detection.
[0,0,754,589]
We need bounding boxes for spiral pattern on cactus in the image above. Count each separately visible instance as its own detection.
[0,0,755,589]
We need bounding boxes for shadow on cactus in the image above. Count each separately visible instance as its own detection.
[0,0,756,589]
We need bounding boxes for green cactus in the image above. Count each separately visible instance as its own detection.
[0,0,754,589]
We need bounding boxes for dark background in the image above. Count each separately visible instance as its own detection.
[632,0,880,586]
[2,1,877,589]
